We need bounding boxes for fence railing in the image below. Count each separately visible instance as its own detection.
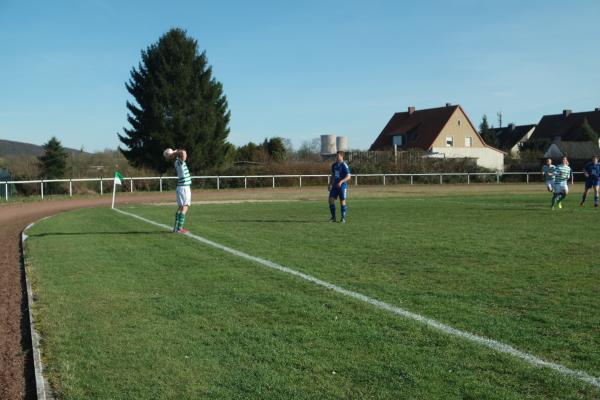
[1,172,584,201]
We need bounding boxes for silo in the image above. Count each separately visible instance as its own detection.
[320,135,337,155]
[336,136,349,152]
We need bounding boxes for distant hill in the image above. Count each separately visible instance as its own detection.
[0,139,87,157]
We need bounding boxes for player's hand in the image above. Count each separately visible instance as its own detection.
[336,182,342,189]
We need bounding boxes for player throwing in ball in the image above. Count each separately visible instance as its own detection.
[328,151,351,223]
[580,155,600,207]
[551,156,571,210]
[164,148,192,233]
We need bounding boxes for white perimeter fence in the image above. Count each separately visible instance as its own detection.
[1,172,584,201]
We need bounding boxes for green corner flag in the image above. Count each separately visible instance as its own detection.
[112,171,125,209]
[114,171,124,186]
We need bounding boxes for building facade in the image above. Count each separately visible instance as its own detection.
[370,104,505,170]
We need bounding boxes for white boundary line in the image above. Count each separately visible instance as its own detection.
[113,207,600,390]
[22,218,55,400]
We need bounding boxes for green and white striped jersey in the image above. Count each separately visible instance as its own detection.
[175,158,192,186]
[553,164,571,183]
[542,164,555,181]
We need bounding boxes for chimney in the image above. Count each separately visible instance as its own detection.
[445,103,452,107]
[563,109,572,117]
[408,106,416,114]
[509,123,516,131]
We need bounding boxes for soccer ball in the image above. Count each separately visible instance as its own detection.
[163,148,174,158]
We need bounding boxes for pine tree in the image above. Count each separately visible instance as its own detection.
[119,28,232,173]
[38,136,67,179]
[573,118,599,142]
[479,115,498,147]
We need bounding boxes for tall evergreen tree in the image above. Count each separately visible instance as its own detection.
[573,117,599,142]
[479,114,498,147]
[38,136,67,179]
[119,28,232,173]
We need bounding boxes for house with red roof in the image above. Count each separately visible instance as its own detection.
[369,104,505,170]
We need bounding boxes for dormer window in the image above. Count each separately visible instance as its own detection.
[393,135,404,146]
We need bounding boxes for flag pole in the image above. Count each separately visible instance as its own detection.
[111,178,116,209]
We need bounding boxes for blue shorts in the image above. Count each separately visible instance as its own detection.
[329,184,348,200]
[585,178,600,189]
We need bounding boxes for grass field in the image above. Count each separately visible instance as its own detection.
[24,191,600,399]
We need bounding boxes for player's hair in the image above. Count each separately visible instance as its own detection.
[336,150,345,157]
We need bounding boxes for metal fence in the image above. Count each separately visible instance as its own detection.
[2,172,584,201]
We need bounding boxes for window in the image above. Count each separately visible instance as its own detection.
[465,137,472,147]
[458,119,462,126]
[445,136,454,147]
[392,135,404,146]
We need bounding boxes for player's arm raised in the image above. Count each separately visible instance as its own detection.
[175,149,187,161]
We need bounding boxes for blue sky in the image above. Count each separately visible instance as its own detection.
[1,0,599,152]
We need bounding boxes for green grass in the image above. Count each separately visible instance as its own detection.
[25,193,600,399]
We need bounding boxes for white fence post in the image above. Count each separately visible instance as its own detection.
[439,174,443,184]
[467,173,470,184]
[69,179,73,196]
[496,173,500,184]
[244,176,247,189]
[410,175,414,185]
[272,176,275,188]
[217,176,220,190]
[159,176,163,192]
[100,178,103,195]
[4,181,7,201]
[40,180,44,199]
[383,174,386,186]
[355,175,358,186]
[130,178,133,192]
[526,173,529,184]
[299,176,302,188]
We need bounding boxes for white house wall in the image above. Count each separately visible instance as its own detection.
[431,147,505,171]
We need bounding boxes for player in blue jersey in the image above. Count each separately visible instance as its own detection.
[580,155,600,207]
[328,151,351,223]
[551,157,572,210]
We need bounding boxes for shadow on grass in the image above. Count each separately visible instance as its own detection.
[29,231,169,237]
[215,219,322,224]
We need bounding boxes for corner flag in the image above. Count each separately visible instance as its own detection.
[111,171,124,209]
[114,171,124,186]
